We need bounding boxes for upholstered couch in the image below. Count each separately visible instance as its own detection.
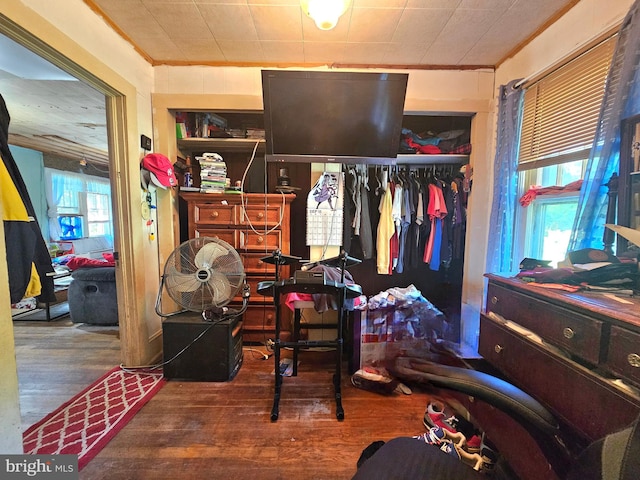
[68,266,118,325]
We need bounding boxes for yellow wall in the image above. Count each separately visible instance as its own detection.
[0,184,22,452]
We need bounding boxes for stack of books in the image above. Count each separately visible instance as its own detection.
[246,128,265,139]
[198,153,228,193]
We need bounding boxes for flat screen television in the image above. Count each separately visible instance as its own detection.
[261,70,408,164]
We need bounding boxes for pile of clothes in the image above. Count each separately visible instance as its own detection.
[516,248,638,294]
[400,128,472,155]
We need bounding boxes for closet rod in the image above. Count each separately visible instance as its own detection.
[343,156,468,167]
[391,154,468,166]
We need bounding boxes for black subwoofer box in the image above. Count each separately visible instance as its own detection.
[162,312,243,382]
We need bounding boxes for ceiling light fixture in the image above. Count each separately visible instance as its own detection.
[300,0,350,31]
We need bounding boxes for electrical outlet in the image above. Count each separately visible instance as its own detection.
[140,134,152,151]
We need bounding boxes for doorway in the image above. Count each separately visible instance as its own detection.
[0,24,123,430]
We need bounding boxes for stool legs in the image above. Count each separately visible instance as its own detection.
[270,340,282,422]
[271,298,282,422]
[271,289,348,421]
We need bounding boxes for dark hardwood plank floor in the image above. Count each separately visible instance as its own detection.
[14,318,436,479]
[13,316,121,431]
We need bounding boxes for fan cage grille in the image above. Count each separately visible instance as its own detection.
[163,237,245,312]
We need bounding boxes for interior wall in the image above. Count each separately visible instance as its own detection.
[154,66,495,350]
[1,0,167,366]
[463,0,633,339]
[0,0,159,452]
[0,186,21,453]
[10,145,46,239]
[495,0,633,88]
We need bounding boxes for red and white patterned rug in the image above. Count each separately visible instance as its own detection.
[23,366,166,470]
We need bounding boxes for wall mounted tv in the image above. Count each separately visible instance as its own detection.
[262,70,408,164]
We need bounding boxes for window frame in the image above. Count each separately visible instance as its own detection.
[46,167,113,242]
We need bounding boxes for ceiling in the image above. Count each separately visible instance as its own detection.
[0,34,108,166]
[89,0,576,68]
[1,0,577,169]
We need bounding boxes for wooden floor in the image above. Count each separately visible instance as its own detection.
[13,317,436,480]
[13,315,121,430]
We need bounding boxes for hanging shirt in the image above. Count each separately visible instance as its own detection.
[396,185,412,274]
[376,172,394,275]
[424,182,448,267]
[357,165,374,260]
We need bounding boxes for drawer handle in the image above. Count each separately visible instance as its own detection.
[494,344,503,354]
[257,236,264,244]
[628,353,640,368]
[257,212,264,219]
[562,327,575,339]
[209,211,219,218]
[258,260,264,266]
[490,296,498,305]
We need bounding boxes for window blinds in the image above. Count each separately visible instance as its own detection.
[518,36,616,171]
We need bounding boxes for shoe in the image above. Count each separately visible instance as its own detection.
[423,400,482,453]
[414,426,497,474]
[414,426,465,448]
[351,368,398,394]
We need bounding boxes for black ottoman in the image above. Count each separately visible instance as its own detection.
[68,267,118,325]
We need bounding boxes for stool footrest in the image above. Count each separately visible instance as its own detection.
[298,323,338,329]
[281,340,338,348]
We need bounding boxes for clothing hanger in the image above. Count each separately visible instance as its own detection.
[375,166,383,195]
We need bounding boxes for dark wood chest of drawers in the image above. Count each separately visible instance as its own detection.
[180,192,295,343]
[469,274,640,480]
[482,274,640,440]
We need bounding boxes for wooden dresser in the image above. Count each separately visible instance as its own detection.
[179,192,295,343]
[476,273,640,479]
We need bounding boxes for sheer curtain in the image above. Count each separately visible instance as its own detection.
[569,0,640,250]
[485,79,524,274]
[45,168,111,241]
[45,168,83,240]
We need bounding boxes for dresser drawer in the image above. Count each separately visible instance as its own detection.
[236,276,273,303]
[193,203,236,225]
[241,253,276,275]
[194,228,238,247]
[239,230,281,251]
[486,283,604,365]
[479,314,640,442]
[243,305,277,330]
[238,205,283,227]
[605,325,640,388]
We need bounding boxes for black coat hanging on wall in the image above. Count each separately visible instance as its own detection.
[1,93,55,304]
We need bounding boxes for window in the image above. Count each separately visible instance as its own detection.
[45,168,112,242]
[84,192,112,237]
[520,160,586,266]
[516,36,615,265]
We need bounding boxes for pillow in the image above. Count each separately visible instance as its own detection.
[65,256,115,271]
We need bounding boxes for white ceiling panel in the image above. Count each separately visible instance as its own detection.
[0,0,578,166]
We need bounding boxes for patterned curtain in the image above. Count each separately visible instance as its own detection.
[569,0,640,250]
[485,80,524,274]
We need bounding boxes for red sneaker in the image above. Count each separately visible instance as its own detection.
[423,400,482,453]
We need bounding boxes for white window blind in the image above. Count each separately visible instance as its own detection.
[518,36,616,171]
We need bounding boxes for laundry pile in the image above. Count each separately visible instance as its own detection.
[516,248,638,294]
[400,128,472,155]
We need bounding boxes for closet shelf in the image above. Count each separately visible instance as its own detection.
[395,153,469,165]
[177,137,265,153]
